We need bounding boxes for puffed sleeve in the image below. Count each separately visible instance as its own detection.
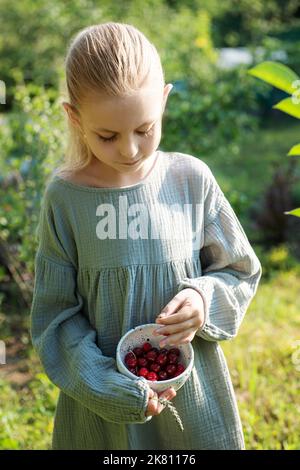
[177,165,262,342]
[30,185,151,424]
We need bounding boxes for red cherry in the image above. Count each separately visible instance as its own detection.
[159,348,168,355]
[147,372,158,381]
[173,370,182,377]
[176,363,185,374]
[128,367,137,375]
[133,347,143,357]
[158,370,168,381]
[138,367,149,378]
[166,364,177,377]
[126,357,137,368]
[142,342,152,352]
[125,352,135,364]
[168,352,179,365]
[138,357,148,367]
[169,347,181,356]
[146,350,157,362]
[150,363,161,373]
[157,353,168,366]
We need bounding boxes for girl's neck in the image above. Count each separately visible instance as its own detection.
[72,151,159,189]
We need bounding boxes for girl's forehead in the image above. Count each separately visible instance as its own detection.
[82,86,164,126]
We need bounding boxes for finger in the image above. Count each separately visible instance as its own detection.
[156,293,187,321]
[156,308,193,326]
[156,310,186,325]
[147,387,177,417]
[154,317,194,337]
[158,327,195,347]
[159,387,177,401]
[157,388,177,414]
[148,388,155,400]
[145,390,158,417]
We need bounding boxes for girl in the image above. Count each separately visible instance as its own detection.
[30,22,262,450]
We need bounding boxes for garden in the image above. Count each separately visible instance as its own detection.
[0,0,300,450]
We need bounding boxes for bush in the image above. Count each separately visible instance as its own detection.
[163,66,261,175]
[0,82,66,282]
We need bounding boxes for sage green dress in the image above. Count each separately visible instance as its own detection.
[30,150,262,450]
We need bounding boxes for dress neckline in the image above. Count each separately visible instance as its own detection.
[52,150,162,193]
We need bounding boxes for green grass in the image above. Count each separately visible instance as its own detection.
[0,263,299,449]
[0,372,58,450]
[222,266,300,450]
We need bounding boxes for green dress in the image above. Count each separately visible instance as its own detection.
[30,150,262,450]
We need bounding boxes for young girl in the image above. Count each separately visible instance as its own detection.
[30,22,262,450]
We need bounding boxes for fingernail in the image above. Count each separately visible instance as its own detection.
[154,328,164,335]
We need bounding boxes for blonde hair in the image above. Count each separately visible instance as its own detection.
[55,22,165,177]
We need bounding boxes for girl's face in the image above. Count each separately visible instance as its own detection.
[63,81,172,180]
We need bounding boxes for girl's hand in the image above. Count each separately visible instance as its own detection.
[153,288,205,348]
[145,387,176,418]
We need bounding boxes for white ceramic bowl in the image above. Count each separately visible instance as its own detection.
[116,323,194,392]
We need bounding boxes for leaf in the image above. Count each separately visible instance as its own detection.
[273,97,300,119]
[287,143,300,156]
[248,61,299,95]
[284,208,300,217]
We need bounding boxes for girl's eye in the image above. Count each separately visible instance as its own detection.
[98,128,154,143]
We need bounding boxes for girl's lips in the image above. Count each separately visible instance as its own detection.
[121,159,141,166]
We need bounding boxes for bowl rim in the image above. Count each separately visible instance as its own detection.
[116,323,194,384]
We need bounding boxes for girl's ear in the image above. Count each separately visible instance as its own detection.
[164,83,173,98]
[161,83,173,113]
[62,102,82,130]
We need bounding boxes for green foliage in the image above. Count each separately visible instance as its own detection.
[163,66,260,161]
[248,61,299,95]
[0,0,220,109]
[165,0,300,47]
[110,1,220,84]
[208,0,300,47]
[248,61,300,217]
[288,143,300,156]
[0,0,110,106]
[0,82,66,274]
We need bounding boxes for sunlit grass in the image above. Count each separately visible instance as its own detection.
[222,267,300,450]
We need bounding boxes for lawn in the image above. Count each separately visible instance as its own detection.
[222,265,300,450]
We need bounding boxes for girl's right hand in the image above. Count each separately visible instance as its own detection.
[145,386,176,417]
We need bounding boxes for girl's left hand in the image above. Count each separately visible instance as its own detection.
[153,288,205,347]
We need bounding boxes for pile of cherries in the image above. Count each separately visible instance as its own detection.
[124,341,186,381]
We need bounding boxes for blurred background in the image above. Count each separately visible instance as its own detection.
[0,0,299,450]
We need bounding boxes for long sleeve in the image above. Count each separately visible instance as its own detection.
[30,186,150,424]
[177,165,262,342]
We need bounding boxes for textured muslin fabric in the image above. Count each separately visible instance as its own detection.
[30,150,262,450]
